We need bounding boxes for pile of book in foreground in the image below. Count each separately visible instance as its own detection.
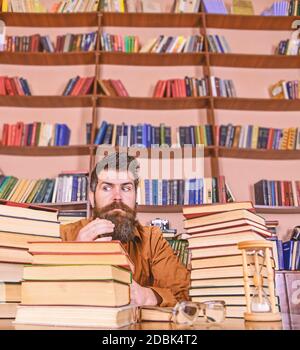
[182,201,280,318]
[14,241,136,328]
[0,200,61,318]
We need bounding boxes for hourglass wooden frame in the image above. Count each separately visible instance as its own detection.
[237,240,281,322]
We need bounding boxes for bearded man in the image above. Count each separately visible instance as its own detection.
[60,152,190,307]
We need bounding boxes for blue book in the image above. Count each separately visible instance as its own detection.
[54,124,61,146]
[71,176,78,202]
[271,180,276,206]
[283,240,294,270]
[152,179,158,205]
[246,125,253,148]
[162,179,168,206]
[58,124,71,146]
[275,239,285,270]
[19,78,31,96]
[62,76,80,96]
[94,120,108,145]
[295,242,300,270]
[147,124,152,148]
[144,179,150,205]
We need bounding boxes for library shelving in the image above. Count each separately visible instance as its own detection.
[1,7,300,235]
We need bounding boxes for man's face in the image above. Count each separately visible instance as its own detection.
[92,169,136,210]
[89,169,138,243]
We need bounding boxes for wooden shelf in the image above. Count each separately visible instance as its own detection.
[255,206,300,214]
[99,52,206,66]
[0,12,98,27]
[205,14,300,30]
[101,12,202,27]
[218,147,300,160]
[0,51,96,65]
[213,97,300,111]
[0,95,93,108]
[97,96,209,109]
[93,145,214,158]
[0,145,92,156]
[209,53,300,69]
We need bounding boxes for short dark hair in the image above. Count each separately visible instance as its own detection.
[90,152,140,193]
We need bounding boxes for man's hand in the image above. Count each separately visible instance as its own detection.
[130,280,158,306]
[76,218,115,242]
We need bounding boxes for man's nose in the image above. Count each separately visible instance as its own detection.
[112,186,122,201]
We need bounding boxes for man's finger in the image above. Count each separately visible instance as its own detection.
[94,236,113,242]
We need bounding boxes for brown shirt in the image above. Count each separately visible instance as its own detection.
[60,219,190,307]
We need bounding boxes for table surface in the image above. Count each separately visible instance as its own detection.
[0,313,299,330]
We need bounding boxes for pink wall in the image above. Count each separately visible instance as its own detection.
[1,0,299,241]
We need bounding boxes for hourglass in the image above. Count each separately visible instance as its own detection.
[237,240,281,322]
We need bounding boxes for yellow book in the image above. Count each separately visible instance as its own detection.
[269,80,285,99]
[119,0,125,12]
[231,0,254,15]
[280,128,289,150]
[19,179,36,203]
[287,128,297,150]
[251,125,259,149]
[111,124,117,146]
[1,0,9,11]
[6,179,22,201]
[11,179,27,203]
[14,179,31,203]
[195,125,200,145]
[26,179,42,203]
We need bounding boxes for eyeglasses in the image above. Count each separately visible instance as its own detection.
[172,300,226,325]
[137,300,226,326]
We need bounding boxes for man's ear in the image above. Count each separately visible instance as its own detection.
[89,191,95,209]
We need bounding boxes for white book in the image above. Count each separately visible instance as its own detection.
[6,179,21,201]
[158,179,163,205]
[184,179,189,205]
[63,33,72,52]
[51,178,59,203]
[296,128,300,150]
[141,0,161,13]
[205,177,213,204]
[210,76,217,96]
[20,180,35,203]
[220,35,231,53]
[139,37,158,53]
[155,36,169,53]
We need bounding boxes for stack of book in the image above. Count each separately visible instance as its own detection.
[14,241,136,328]
[50,0,100,12]
[261,1,293,16]
[1,122,71,147]
[276,39,300,56]
[62,76,95,96]
[153,77,209,98]
[269,80,300,100]
[3,0,47,12]
[202,0,228,14]
[182,201,280,318]
[0,200,61,318]
[100,0,127,12]
[231,0,254,15]
[98,79,130,97]
[0,76,31,96]
[0,171,88,204]
[273,238,300,270]
[206,35,231,53]
[100,33,139,52]
[254,179,300,207]
[210,77,237,97]
[178,124,214,147]
[56,32,97,52]
[138,176,234,205]
[92,121,172,147]
[5,34,53,52]
[140,35,204,53]
[217,124,300,150]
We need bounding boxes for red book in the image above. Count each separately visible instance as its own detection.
[70,77,85,96]
[109,80,122,96]
[280,181,285,207]
[283,181,290,206]
[171,80,176,97]
[180,79,187,97]
[4,77,15,95]
[218,175,227,204]
[14,78,25,96]
[296,181,300,207]
[158,80,167,98]
[2,124,9,145]
[15,122,24,146]
[77,77,94,95]
[153,80,161,97]
[0,76,6,95]
[115,80,129,97]
[9,78,19,95]
[288,181,294,206]
[267,128,274,150]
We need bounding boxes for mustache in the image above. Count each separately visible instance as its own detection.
[96,201,136,218]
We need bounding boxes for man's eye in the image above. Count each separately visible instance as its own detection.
[122,186,132,192]
[103,185,112,191]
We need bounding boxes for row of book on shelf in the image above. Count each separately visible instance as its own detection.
[1,122,70,147]
[5,30,300,57]
[90,122,300,150]
[2,75,300,100]
[2,0,300,15]
[254,179,300,207]
[0,172,88,205]
[2,121,300,151]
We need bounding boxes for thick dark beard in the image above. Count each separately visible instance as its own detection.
[93,202,140,243]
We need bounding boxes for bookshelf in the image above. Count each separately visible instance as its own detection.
[1,1,300,238]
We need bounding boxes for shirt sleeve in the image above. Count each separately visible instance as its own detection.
[148,227,191,307]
